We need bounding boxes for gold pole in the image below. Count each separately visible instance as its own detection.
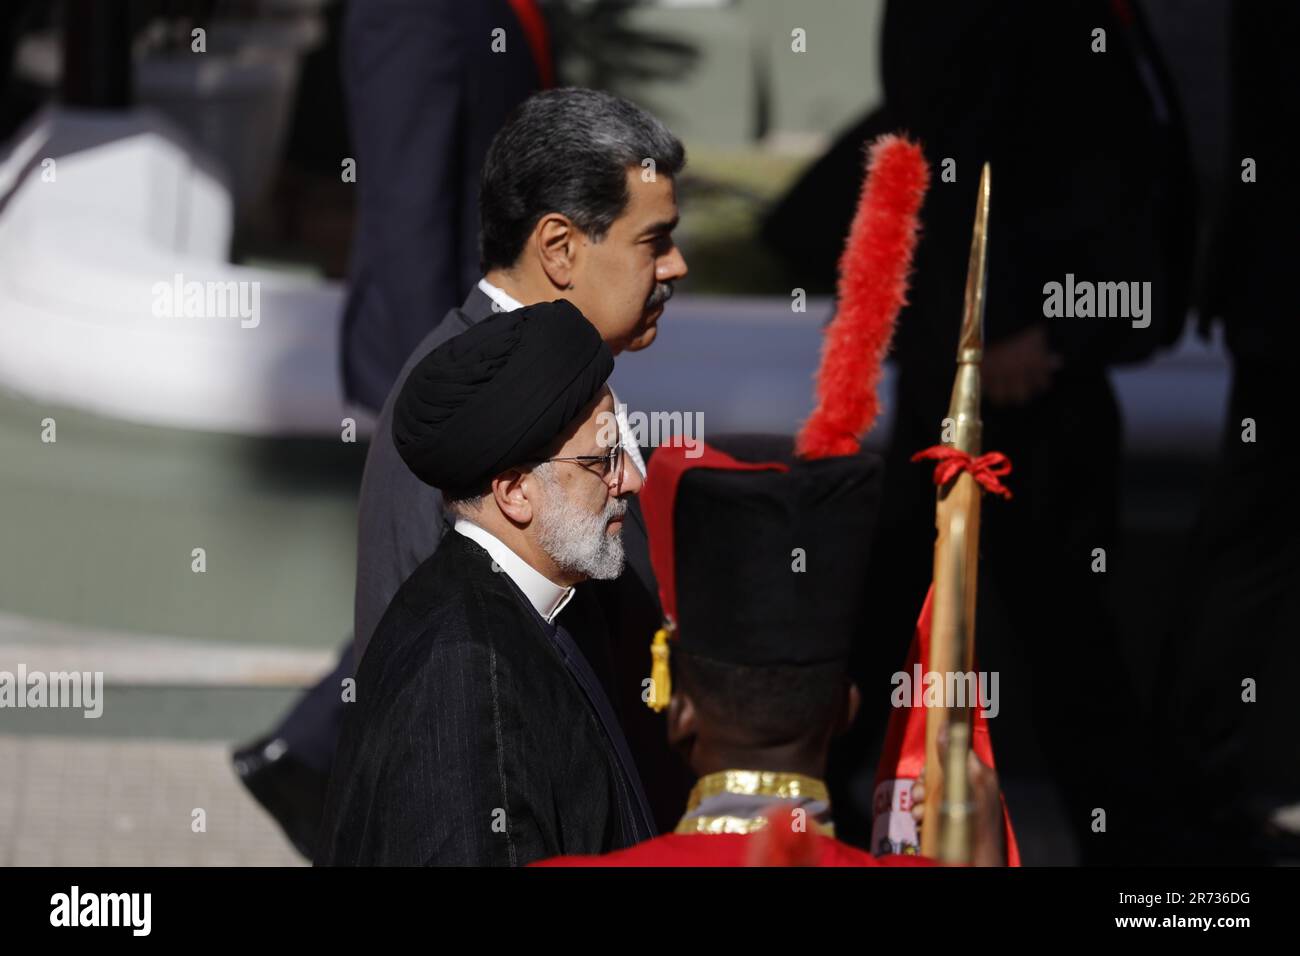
[919,164,990,863]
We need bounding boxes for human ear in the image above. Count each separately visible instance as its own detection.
[836,682,861,737]
[666,691,698,753]
[492,469,534,525]
[533,214,578,290]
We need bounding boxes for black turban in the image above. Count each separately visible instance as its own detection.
[392,299,614,497]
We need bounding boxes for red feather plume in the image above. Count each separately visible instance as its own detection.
[795,135,929,459]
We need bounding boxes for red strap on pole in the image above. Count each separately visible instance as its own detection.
[910,446,1014,500]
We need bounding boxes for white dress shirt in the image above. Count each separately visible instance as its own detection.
[477,277,648,481]
[453,518,574,625]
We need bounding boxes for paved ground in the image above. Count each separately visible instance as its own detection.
[0,618,319,866]
[0,734,302,867]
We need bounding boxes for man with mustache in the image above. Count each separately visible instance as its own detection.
[236,88,689,856]
[318,301,654,865]
[353,87,686,667]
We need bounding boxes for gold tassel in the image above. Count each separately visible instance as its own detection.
[647,620,674,712]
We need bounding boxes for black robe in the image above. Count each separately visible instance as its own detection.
[349,282,694,833]
[315,532,654,865]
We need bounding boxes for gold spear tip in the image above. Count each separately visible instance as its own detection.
[956,163,990,359]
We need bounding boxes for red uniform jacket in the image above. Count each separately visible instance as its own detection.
[533,832,936,867]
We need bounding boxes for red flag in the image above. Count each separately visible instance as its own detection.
[871,586,1022,865]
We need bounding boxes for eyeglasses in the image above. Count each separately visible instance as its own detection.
[532,443,625,488]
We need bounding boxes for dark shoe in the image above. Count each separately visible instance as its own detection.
[232,736,329,861]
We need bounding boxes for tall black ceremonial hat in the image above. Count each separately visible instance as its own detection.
[641,434,884,710]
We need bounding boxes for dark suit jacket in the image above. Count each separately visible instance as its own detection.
[352,285,488,665]
[879,0,1194,398]
[767,0,1194,398]
[317,532,650,866]
[340,0,541,412]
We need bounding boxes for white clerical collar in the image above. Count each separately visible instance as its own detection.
[475,277,647,482]
[478,277,525,313]
[453,517,574,624]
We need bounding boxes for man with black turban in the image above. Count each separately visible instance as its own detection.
[316,300,656,866]
[235,87,690,859]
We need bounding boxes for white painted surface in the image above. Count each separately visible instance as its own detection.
[0,107,347,437]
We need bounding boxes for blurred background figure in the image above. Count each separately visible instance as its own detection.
[768,0,1196,863]
[339,0,552,414]
[1155,0,1300,861]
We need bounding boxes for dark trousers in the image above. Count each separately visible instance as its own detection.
[275,639,353,775]
[1157,361,1300,819]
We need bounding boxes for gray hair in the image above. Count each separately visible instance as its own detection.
[479,87,686,271]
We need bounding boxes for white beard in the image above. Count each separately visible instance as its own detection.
[535,465,627,581]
